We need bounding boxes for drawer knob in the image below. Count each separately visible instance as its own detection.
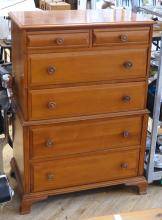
[122,95,131,102]
[121,163,128,169]
[46,139,54,148]
[47,173,55,181]
[123,61,133,69]
[48,101,57,109]
[56,37,64,45]
[120,34,128,42]
[123,131,129,138]
[47,66,56,75]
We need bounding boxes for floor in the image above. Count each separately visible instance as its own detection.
[1,145,162,220]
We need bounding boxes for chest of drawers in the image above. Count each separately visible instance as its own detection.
[10,10,153,214]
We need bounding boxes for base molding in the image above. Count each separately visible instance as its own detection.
[11,157,147,214]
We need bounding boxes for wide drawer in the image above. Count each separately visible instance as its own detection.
[93,27,150,46]
[29,82,146,120]
[31,149,140,192]
[27,30,90,48]
[29,49,148,86]
[30,115,143,159]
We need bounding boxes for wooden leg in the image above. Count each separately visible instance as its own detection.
[11,158,48,214]
[136,180,148,195]
[20,194,48,214]
[20,198,33,214]
[125,177,148,195]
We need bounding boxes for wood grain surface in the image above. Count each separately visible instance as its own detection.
[9,10,154,29]
[10,10,153,214]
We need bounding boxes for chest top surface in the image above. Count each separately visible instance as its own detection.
[9,9,154,29]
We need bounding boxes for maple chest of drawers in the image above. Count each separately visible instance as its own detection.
[9,10,153,214]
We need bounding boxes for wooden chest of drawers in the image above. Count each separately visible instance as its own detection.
[10,9,153,214]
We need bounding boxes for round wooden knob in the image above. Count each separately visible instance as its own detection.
[46,139,54,148]
[121,163,128,169]
[122,95,131,102]
[123,61,133,69]
[47,66,56,75]
[47,101,56,109]
[123,131,129,138]
[47,173,55,181]
[56,37,64,45]
[120,34,128,42]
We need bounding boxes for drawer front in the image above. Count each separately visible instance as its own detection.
[29,49,147,86]
[31,149,140,192]
[29,82,146,120]
[27,30,90,48]
[93,28,150,46]
[30,115,143,159]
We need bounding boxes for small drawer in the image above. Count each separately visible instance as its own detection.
[29,82,146,120]
[31,149,139,192]
[29,49,148,86]
[27,30,90,48]
[30,115,143,159]
[93,27,150,46]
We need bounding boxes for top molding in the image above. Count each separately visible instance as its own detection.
[9,9,154,29]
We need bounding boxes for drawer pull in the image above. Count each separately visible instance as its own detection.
[121,163,128,169]
[123,61,133,69]
[47,173,55,181]
[56,37,64,45]
[122,95,131,103]
[123,131,129,138]
[47,66,56,75]
[47,101,57,109]
[46,139,54,148]
[120,34,128,42]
